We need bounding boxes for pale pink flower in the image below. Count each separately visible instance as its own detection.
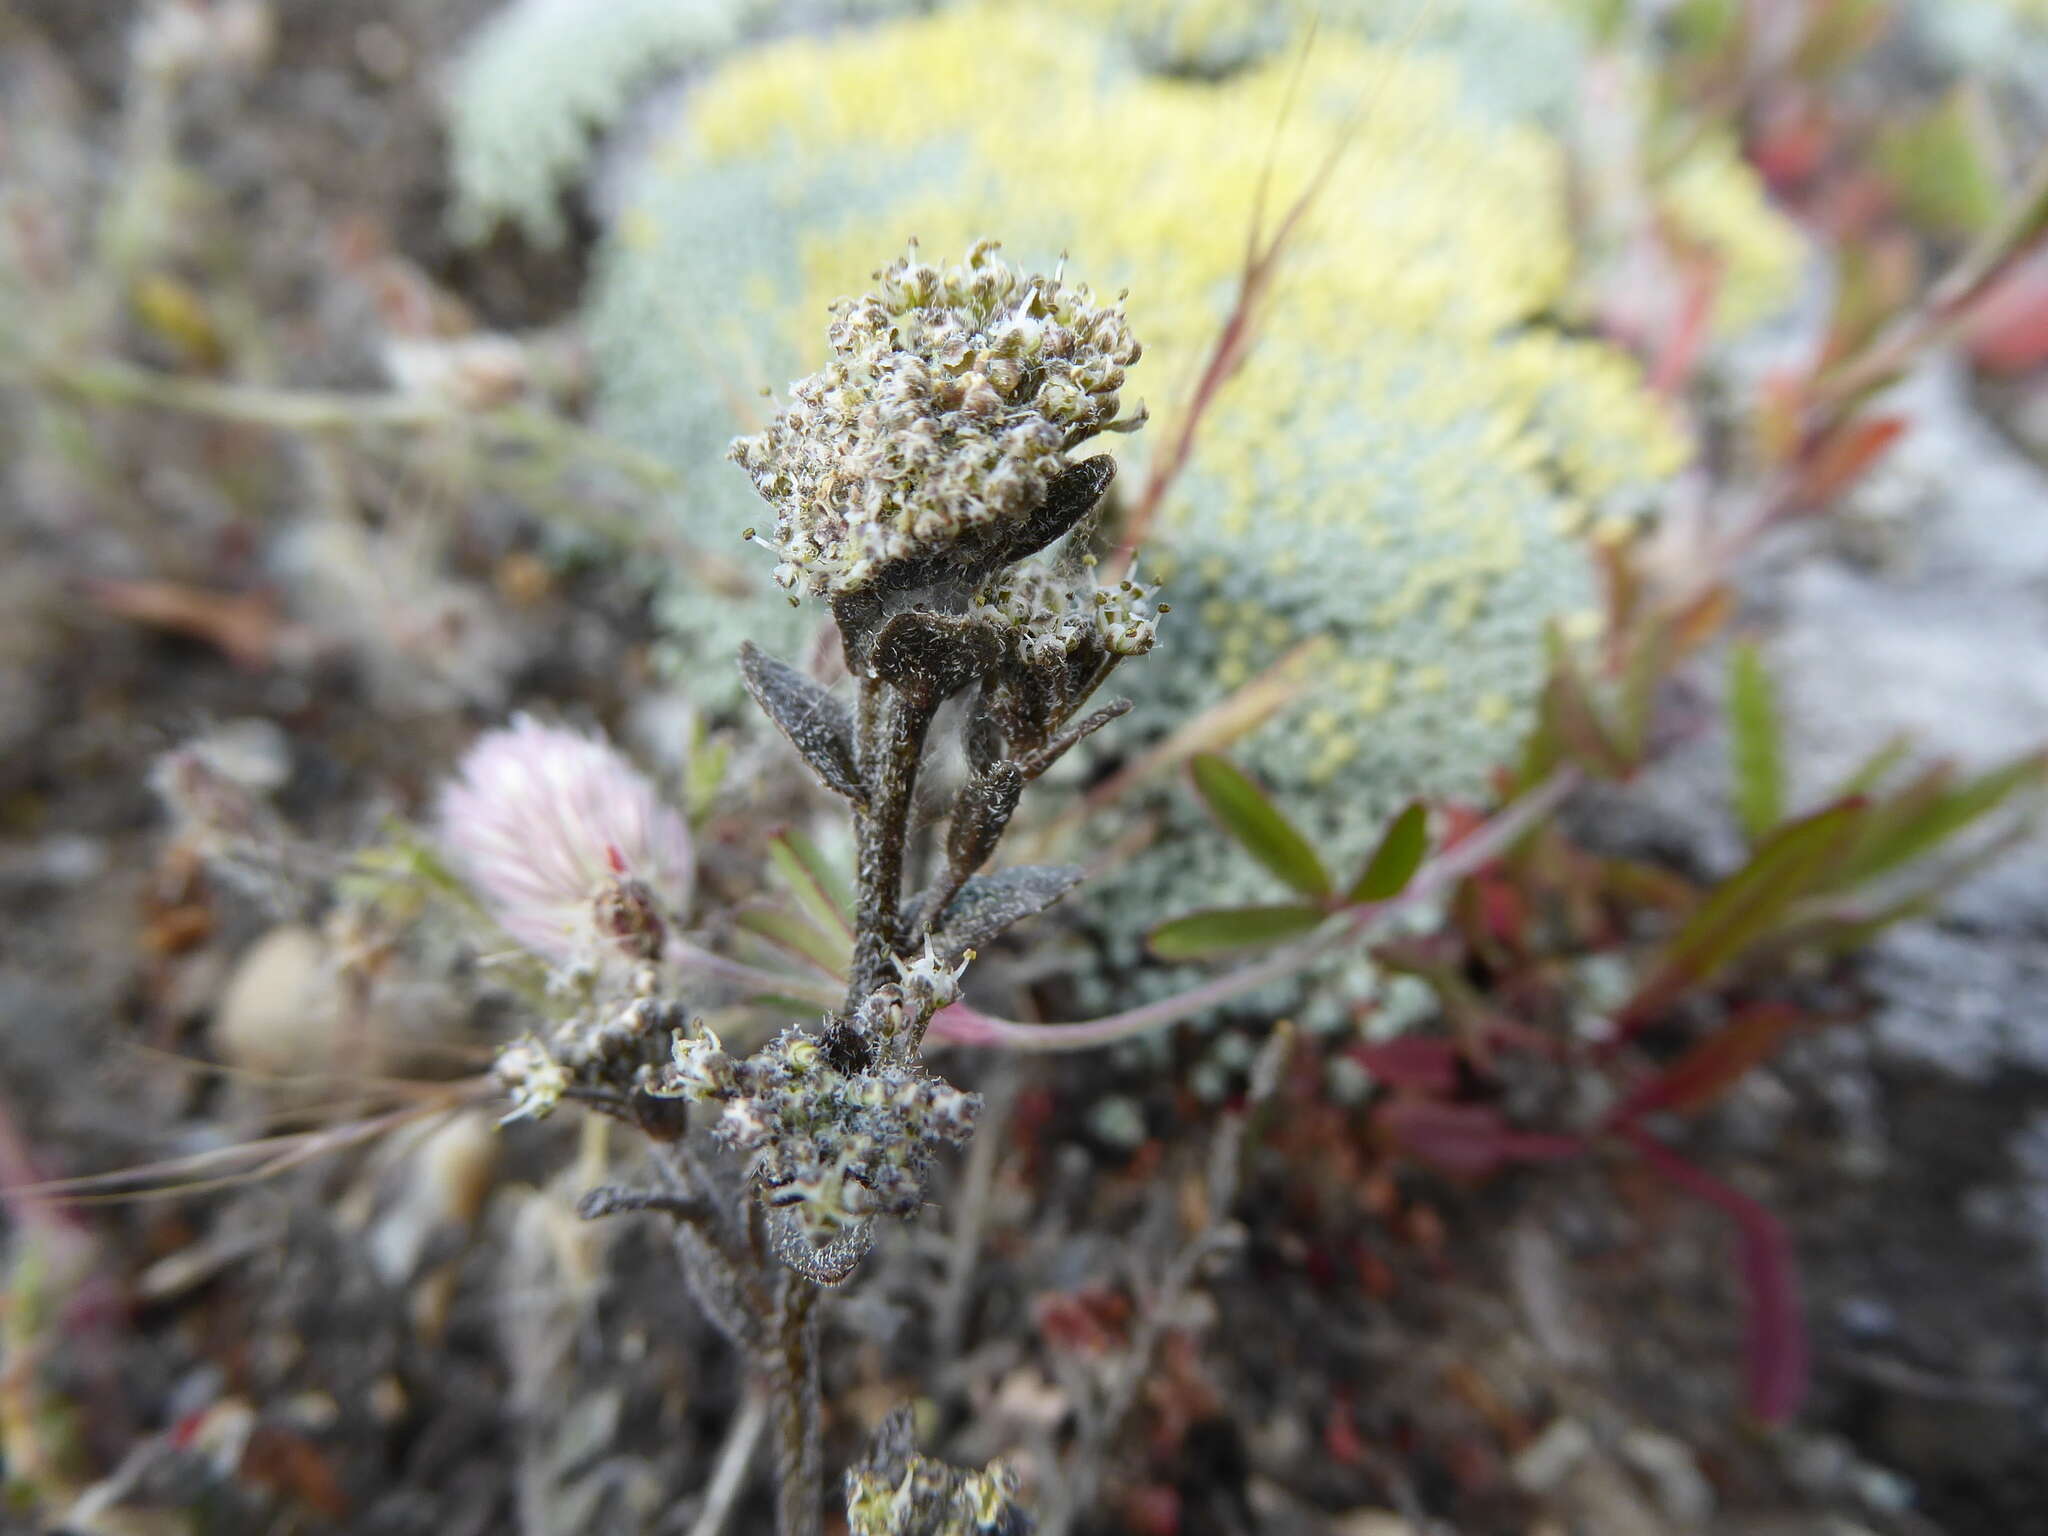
[437,714,692,966]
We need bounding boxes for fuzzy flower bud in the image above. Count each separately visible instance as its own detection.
[435,713,692,968]
[732,239,1142,599]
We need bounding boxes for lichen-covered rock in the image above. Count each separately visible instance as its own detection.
[1059,0,1594,127]
[443,0,937,246]
[444,0,756,246]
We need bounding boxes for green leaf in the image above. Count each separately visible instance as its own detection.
[1669,0,1743,54]
[1189,754,1331,899]
[1148,903,1328,960]
[1828,750,2047,891]
[1876,86,2005,240]
[1823,242,1919,372]
[768,828,855,938]
[1728,640,1785,842]
[1618,799,1869,1033]
[734,906,849,978]
[1619,618,1675,761]
[1832,732,1913,799]
[1610,1002,1807,1123]
[1349,802,1429,904]
[1792,0,1888,78]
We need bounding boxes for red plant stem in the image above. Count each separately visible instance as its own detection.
[1114,288,1263,575]
[1110,43,1356,577]
[927,768,1580,1052]
[1616,1122,1808,1422]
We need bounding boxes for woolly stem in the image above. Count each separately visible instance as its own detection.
[768,1278,823,1536]
[848,680,938,1005]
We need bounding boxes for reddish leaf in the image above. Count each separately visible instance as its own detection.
[1594,536,1641,641]
[1791,415,1907,511]
[1608,1003,1807,1125]
[1378,1100,1581,1178]
[1541,628,1632,779]
[1650,253,1722,397]
[1965,250,2048,375]
[1347,1037,1462,1096]
[1750,99,1830,192]
[1753,370,1808,469]
[1323,1399,1366,1466]
[1670,582,1737,657]
[1624,1128,1807,1422]
[1475,874,1527,948]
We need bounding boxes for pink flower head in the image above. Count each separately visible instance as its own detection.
[437,714,692,966]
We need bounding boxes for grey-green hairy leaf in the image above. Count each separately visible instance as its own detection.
[738,642,864,805]
[931,864,1085,960]
[867,611,1005,700]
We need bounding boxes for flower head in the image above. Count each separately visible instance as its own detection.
[732,239,1142,599]
[436,713,692,967]
[846,1406,1029,1535]
[653,975,981,1285]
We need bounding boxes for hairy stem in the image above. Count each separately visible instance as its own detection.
[848,681,938,1004]
[768,1279,823,1536]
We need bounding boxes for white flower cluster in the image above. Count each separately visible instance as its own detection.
[731,241,1141,598]
[656,1008,980,1285]
[979,564,1162,667]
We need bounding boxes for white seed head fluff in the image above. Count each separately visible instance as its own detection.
[436,713,692,965]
